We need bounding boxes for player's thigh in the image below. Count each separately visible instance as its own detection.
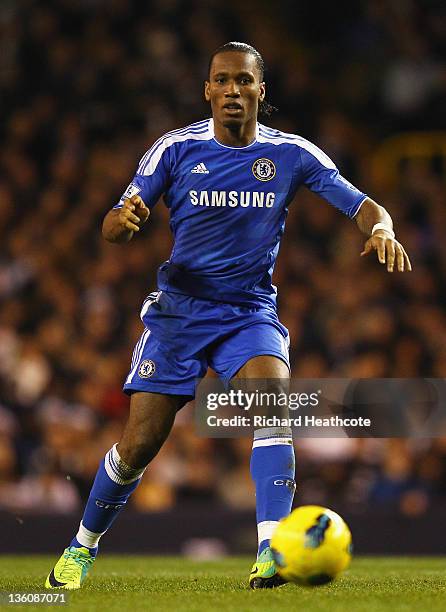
[211,320,290,420]
[118,392,188,468]
[233,355,290,420]
[234,354,290,379]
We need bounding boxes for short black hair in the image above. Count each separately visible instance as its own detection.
[208,41,277,117]
[208,41,265,80]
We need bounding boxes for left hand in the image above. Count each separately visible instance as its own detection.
[360,230,412,272]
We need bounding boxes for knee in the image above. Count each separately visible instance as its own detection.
[117,392,181,468]
[257,380,290,420]
[265,379,288,396]
[118,430,164,468]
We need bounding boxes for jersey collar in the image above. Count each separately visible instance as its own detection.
[209,118,259,149]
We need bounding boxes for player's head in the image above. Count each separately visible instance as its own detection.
[205,42,275,129]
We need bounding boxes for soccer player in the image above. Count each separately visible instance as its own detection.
[46,42,411,590]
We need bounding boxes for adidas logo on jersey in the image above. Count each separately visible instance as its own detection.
[191,162,209,174]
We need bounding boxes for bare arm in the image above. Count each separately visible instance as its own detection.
[355,197,412,272]
[102,195,150,243]
[355,197,392,235]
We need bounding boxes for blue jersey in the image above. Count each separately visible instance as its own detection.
[115,119,367,308]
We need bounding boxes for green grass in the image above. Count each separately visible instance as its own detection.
[0,556,445,611]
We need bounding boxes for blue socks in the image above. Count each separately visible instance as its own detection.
[72,444,146,551]
[250,427,296,555]
[71,433,295,558]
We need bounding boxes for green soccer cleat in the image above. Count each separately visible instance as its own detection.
[45,546,96,590]
[249,546,288,589]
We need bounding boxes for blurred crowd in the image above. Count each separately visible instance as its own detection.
[1,0,446,518]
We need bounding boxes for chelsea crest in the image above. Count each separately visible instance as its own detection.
[252,158,276,181]
[138,359,156,378]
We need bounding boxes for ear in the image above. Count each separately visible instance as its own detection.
[259,82,266,102]
[204,80,211,102]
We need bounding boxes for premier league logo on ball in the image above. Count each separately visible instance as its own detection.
[252,158,276,181]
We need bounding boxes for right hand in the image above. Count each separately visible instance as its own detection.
[118,195,150,233]
[360,231,412,272]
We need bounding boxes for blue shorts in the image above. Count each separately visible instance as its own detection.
[123,290,290,397]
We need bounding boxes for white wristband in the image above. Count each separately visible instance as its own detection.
[371,223,395,239]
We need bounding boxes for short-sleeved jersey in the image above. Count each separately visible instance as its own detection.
[114,119,367,308]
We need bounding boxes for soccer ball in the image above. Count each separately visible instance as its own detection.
[270,505,352,585]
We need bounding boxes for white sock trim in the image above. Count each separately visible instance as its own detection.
[104,443,146,485]
[252,438,293,448]
[258,520,279,547]
[253,427,292,439]
[76,522,105,549]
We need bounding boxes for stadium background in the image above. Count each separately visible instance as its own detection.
[1,0,446,554]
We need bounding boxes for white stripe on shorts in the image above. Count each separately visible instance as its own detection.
[140,291,161,321]
[126,329,151,384]
[130,331,145,370]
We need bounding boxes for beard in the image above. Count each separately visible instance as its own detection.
[221,116,244,129]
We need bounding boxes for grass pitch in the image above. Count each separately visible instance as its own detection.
[0,556,445,611]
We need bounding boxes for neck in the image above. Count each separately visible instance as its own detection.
[213,117,257,147]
